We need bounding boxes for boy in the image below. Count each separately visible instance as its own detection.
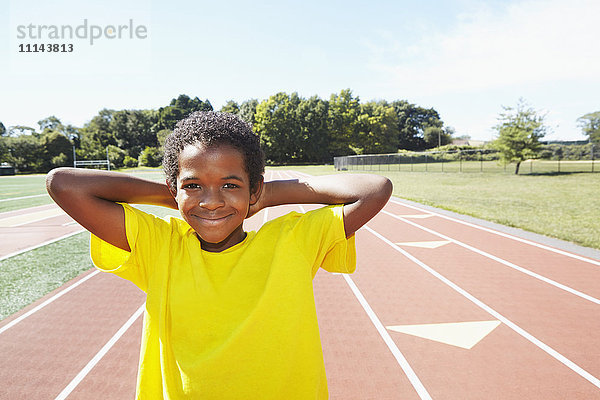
[46,111,392,399]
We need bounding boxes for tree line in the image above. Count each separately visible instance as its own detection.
[0,90,452,172]
[1,92,597,174]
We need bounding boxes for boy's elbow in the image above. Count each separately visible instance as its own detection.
[374,176,393,203]
[46,167,73,196]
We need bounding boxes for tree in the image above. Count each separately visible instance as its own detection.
[110,109,158,159]
[79,109,117,160]
[353,101,399,154]
[295,96,330,162]
[492,99,547,174]
[424,125,453,148]
[254,92,302,164]
[38,116,63,133]
[327,89,360,156]
[390,101,442,151]
[577,111,600,143]
[3,135,44,172]
[138,146,163,167]
[8,126,37,137]
[158,94,213,130]
[220,100,240,115]
[40,131,73,170]
[239,99,259,125]
[0,122,6,137]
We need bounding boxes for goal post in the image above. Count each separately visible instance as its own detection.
[73,147,111,170]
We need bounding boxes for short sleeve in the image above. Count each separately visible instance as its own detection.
[292,205,357,277]
[90,203,169,292]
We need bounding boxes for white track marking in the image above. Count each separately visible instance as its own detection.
[389,198,600,267]
[291,170,311,177]
[0,229,85,262]
[382,210,600,305]
[342,274,432,399]
[300,201,430,399]
[54,303,145,400]
[10,210,67,227]
[365,226,600,389]
[62,221,79,227]
[280,170,294,179]
[0,269,100,335]
[0,207,64,227]
[0,193,48,202]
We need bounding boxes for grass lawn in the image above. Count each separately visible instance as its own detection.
[275,165,600,250]
[0,204,177,320]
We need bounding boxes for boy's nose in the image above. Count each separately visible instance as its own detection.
[199,190,225,210]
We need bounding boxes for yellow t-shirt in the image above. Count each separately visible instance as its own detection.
[90,203,356,399]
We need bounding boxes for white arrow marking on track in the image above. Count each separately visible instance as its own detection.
[387,320,501,350]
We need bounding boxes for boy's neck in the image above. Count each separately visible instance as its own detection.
[197,227,247,253]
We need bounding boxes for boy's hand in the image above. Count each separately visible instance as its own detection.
[246,181,271,219]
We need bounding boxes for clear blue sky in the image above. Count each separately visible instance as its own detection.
[2,0,599,141]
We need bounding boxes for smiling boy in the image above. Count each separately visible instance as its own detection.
[46,111,392,399]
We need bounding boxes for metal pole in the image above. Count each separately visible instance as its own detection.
[73,145,76,168]
[480,150,483,172]
[106,147,110,171]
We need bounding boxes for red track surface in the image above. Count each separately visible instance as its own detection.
[1,170,599,399]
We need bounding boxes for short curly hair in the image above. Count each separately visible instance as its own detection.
[163,111,265,193]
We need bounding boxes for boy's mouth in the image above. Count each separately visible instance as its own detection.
[193,213,232,224]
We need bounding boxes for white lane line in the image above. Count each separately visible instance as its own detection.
[365,225,600,389]
[389,198,600,267]
[0,229,85,262]
[0,269,100,335]
[382,210,600,305]
[0,193,48,202]
[0,207,64,227]
[291,170,311,177]
[280,170,294,179]
[54,303,145,400]
[11,211,68,227]
[299,202,431,399]
[342,274,432,400]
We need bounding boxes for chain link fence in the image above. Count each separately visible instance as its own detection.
[334,146,598,174]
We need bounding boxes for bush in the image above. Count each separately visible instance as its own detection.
[107,145,127,168]
[123,156,138,168]
[51,153,69,167]
[138,146,162,167]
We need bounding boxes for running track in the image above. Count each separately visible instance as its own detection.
[1,170,599,399]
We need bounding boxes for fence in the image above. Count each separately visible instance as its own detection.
[334,147,598,174]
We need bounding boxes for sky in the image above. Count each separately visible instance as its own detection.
[2,0,599,142]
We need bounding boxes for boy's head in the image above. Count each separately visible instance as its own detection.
[163,111,265,193]
[163,111,265,251]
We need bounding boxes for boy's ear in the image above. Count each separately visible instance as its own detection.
[249,176,264,205]
[166,179,177,199]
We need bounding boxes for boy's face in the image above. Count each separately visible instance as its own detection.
[171,143,261,252]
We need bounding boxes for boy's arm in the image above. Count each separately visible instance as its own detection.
[46,167,177,252]
[251,174,392,238]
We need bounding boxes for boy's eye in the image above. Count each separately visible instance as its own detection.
[183,183,201,189]
[223,183,239,189]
